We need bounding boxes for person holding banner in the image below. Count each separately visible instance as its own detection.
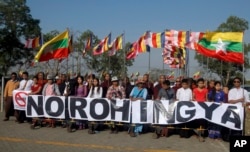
[152,80,176,139]
[87,78,103,98]
[101,73,111,98]
[86,74,95,94]
[3,72,19,121]
[192,78,208,142]
[42,75,61,96]
[75,75,88,130]
[207,81,225,140]
[29,76,42,95]
[36,72,47,87]
[228,77,250,136]
[106,76,126,134]
[176,79,193,102]
[143,74,154,100]
[153,75,165,100]
[16,71,33,123]
[176,78,193,138]
[129,79,148,137]
[42,75,61,128]
[228,77,249,105]
[122,76,134,99]
[87,77,103,134]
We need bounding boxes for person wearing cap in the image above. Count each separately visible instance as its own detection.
[106,76,125,100]
[41,75,60,128]
[106,76,126,133]
[42,75,61,96]
[129,79,148,137]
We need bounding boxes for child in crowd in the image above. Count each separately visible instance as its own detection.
[207,81,225,140]
[176,79,192,101]
[192,78,208,142]
[176,79,193,138]
[193,78,208,102]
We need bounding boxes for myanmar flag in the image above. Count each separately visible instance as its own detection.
[195,32,244,64]
[35,30,69,62]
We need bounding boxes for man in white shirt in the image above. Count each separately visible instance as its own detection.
[228,77,249,136]
[228,77,250,106]
[16,71,33,123]
[17,71,33,91]
[176,79,192,101]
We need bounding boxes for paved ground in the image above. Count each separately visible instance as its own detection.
[0,112,231,152]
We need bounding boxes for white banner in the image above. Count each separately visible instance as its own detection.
[110,99,131,123]
[68,97,111,121]
[131,100,153,124]
[26,95,44,117]
[25,95,244,130]
[43,96,65,119]
[13,90,31,110]
[153,101,244,130]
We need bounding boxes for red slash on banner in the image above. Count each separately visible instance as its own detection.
[15,92,28,107]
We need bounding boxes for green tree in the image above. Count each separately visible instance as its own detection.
[75,30,134,79]
[194,16,249,85]
[0,0,41,75]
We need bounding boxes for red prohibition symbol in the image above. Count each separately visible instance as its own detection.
[15,92,28,107]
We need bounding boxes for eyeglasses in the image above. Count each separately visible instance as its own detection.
[233,81,240,83]
[176,81,180,82]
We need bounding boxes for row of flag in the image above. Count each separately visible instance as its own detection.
[125,30,244,68]
[27,29,244,68]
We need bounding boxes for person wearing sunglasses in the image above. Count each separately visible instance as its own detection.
[228,77,250,105]
[228,77,249,136]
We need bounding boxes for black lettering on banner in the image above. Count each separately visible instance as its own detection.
[198,102,220,120]
[176,101,196,123]
[26,95,44,116]
[153,100,169,123]
[45,96,64,117]
[69,97,87,119]
[221,106,241,129]
[110,99,130,121]
[90,98,109,120]
[140,100,147,122]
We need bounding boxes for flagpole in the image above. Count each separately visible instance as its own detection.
[220,60,223,82]
[242,41,245,136]
[206,57,209,79]
[186,30,190,78]
[148,51,151,73]
[123,31,126,78]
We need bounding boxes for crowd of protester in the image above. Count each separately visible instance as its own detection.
[3,71,250,142]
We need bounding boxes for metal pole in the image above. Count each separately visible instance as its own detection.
[206,57,209,79]
[108,56,110,74]
[220,60,223,82]
[123,32,126,77]
[148,51,151,72]
[242,42,245,136]
[1,76,5,112]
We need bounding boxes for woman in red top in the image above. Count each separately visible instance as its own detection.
[192,78,208,142]
[36,72,47,87]
[193,78,208,102]
[29,76,42,129]
[29,76,42,95]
